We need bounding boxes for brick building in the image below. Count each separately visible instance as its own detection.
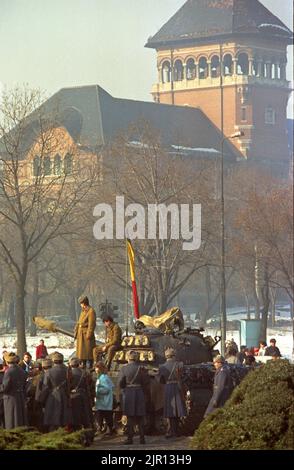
[146,0,293,175]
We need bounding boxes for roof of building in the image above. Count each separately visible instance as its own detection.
[145,0,293,49]
[1,84,239,160]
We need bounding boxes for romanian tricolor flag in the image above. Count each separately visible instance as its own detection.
[127,239,140,319]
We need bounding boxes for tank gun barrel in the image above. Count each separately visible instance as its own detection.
[33,316,75,339]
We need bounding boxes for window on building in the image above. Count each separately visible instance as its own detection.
[223,54,233,75]
[241,107,247,122]
[174,60,183,81]
[211,55,220,78]
[186,58,196,80]
[33,156,41,176]
[265,107,276,125]
[54,154,62,175]
[162,61,171,83]
[237,53,249,75]
[199,57,208,79]
[44,156,51,176]
[64,153,73,175]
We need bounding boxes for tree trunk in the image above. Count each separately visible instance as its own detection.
[30,262,39,336]
[259,264,270,342]
[15,281,27,357]
[204,266,211,326]
[254,245,261,320]
[69,295,77,320]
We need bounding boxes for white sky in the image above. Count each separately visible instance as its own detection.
[0,0,293,115]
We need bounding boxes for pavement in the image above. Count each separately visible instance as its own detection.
[90,432,192,450]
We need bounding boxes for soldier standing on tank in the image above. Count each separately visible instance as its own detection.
[0,352,28,429]
[204,355,233,417]
[93,314,122,370]
[118,350,149,445]
[158,347,187,438]
[74,295,96,369]
[69,357,93,430]
[43,352,71,432]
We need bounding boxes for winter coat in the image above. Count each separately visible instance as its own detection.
[1,364,28,429]
[118,362,149,417]
[159,359,186,418]
[95,373,114,411]
[204,364,233,417]
[265,345,281,357]
[74,306,96,360]
[70,367,93,427]
[36,344,48,360]
[105,322,122,350]
[43,364,71,427]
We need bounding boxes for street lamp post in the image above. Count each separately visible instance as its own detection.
[220,131,244,355]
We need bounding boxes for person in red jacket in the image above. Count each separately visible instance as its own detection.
[35,339,48,360]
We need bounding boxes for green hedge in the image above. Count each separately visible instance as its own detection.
[0,427,92,450]
[190,360,294,450]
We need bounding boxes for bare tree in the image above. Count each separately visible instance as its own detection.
[0,86,99,355]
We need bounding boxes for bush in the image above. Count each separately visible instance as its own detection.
[0,427,92,450]
[190,360,294,450]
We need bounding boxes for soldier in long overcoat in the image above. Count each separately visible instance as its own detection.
[69,357,93,430]
[0,360,4,427]
[93,315,122,369]
[43,352,71,431]
[204,355,233,417]
[158,348,186,438]
[75,296,96,367]
[0,352,28,429]
[118,350,149,445]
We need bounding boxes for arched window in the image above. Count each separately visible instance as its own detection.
[174,60,183,81]
[199,57,208,79]
[64,153,73,175]
[54,154,62,176]
[44,156,51,176]
[211,55,220,78]
[162,61,171,83]
[223,54,233,75]
[33,156,41,176]
[186,58,196,80]
[237,53,249,75]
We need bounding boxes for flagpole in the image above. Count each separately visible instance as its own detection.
[125,239,129,337]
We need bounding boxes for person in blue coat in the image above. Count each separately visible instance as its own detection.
[204,355,233,417]
[95,361,114,435]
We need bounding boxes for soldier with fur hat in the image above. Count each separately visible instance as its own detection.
[75,296,96,368]
[69,357,93,430]
[204,355,233,417]
[118,350,150,445]
[42,351,71,431]
[159,347,186,438]
[0,352,28,429]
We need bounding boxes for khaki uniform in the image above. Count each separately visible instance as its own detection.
[74,307,96,361]
[93,322,122,368]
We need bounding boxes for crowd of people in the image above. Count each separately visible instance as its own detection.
[0,291,283,443]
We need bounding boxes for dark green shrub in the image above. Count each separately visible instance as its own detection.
[191,360,294,450]
[0,427,91,450]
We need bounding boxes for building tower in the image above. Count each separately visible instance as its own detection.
[145,0,292,174]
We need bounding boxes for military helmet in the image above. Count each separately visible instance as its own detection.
[41,357,53,368]
[69,357,80,367]
[50,351,64,363]
[213,354,225,364]
[4,352,18,364]
[165,347,176,359]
